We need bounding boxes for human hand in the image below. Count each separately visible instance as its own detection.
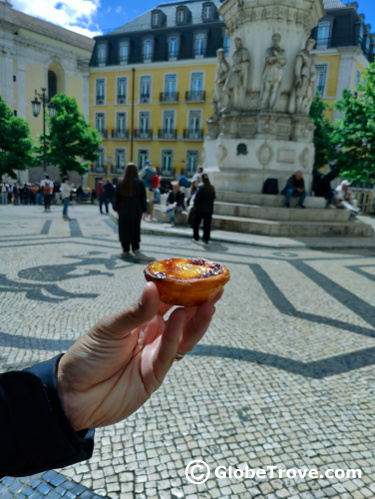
[57,283,222,431]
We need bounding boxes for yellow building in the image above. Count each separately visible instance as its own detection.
[0,0,94,183]
[312,0,374,122]
[89,0,374,189]
[89,0,224,189]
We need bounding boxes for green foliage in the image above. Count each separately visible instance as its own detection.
[332,63,375,185]
[309,94,335,170]
[0,95,34,180]
[35,93,101,176]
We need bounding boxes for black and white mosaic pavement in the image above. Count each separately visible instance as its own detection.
[1,204,375,498]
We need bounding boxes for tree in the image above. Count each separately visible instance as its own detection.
[0,95,34,180]
[35,93,101,177]
[309,93,336,171]
[332,62,375,185]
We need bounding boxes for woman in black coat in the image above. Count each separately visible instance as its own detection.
[192,173,216,245]
[114,163,147,255]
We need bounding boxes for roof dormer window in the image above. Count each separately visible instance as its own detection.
[151,9,165,28]
[176,6,191,25]
[202,2,215,22]
[177,9,185,24]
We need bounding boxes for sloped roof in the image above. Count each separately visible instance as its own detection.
[11,9,95,52]
[323,0,346,8]
[109,0,222,36]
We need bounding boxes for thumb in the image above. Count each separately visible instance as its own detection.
[92,282,160,340]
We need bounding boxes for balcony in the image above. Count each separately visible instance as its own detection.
[183,129,204,140]
[117,94,127,104]
[185,90,206,102]
[93,163,106,173]
[97,129,108,139]
[158,129,177,140]
[134,129,153,140]
[160,92,179,103]
[95,95,105,105]
[112,129,129,139]
[140,93,151,104]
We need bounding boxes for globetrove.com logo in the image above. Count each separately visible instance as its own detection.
[185,460,362,485]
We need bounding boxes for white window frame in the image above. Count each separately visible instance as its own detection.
[152,12,160,26]
[203,5,211,20]
[139,111,151,133]
[316,21,331,49]
[98,43,107,66]
[169,36,178,60]
[195,33,206,58]
[116,76,127,104]
[162,109,176,135]
[119,41,129,64]
[95,147,106,172]
[95,78,106,105]
[137,148,150,170]
[177,9,185,24]
[95,112,106,135]
[140,75,152,103]
[115,148,126,173]
[164,73,177,100]
[186,150,199,176]
[143,39,153,63]
[115,112,127,138]
[190,71,204,99]
[315,64,328,97]
[187,109,202,136]
[161,149,174,176]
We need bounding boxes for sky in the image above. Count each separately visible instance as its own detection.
[9,0,375,39]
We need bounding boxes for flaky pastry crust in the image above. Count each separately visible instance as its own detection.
[144,258,230,307]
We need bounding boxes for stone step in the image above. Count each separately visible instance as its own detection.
[213,201,351,222]
[153,206,373,238]
[211,214,373,238]
[215,191,327,208]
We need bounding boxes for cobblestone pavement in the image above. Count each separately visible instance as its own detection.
[1,204,375,499]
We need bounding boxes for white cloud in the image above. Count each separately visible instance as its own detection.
[11,0,102,38]
[115,6,122,14]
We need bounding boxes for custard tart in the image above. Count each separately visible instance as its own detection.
[144,257,230,307]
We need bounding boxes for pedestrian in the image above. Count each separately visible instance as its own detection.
[96,176,106,214]
[103,179,115,210]
[61,177,74,220]
[334,180,360,216]
[166,182,185,227]
[12,182,20,205]
[192,173,216,245]
[178,166,203,189]
[0,281,222,477]
[54,181,62,204]
[40,175,54,211]
[141,159,157,221]
[281,171,306,208]
[312,169,338,208]
[114,162,147,257]
[0,182,8,205]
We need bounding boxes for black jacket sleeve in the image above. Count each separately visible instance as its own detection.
[0,354,95,478]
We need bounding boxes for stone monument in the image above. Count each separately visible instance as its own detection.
[204,0,325,194]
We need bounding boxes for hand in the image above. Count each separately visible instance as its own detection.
[57,283,222,431]
[142,212,146,220]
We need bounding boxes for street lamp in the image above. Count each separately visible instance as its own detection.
[31,88,56,173]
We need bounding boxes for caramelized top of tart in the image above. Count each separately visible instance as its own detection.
[145,258,225,281]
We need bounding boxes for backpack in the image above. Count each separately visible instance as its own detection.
[43,182,52,195]
[151,174,160,189]
[262,178,279,195]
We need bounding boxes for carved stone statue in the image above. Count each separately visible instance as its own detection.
[223,37,250,112]
[261,33,286,110]
[302,54,317,114]
[288,38,316,114]
[212,48,230,117]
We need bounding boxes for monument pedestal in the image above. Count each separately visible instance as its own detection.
[203,0,325,194]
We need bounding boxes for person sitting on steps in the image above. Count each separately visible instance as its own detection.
[281,171,306,208]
